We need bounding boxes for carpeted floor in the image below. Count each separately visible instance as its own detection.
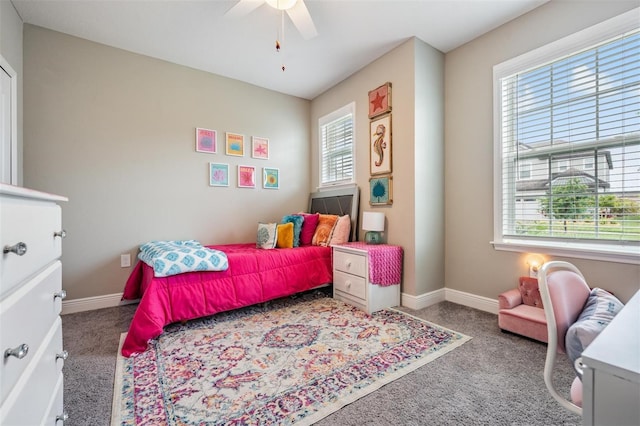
[62,290,581,425]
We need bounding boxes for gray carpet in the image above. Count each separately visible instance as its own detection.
[62,292,581,425]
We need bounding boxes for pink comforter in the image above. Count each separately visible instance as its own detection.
[121,243,332,356]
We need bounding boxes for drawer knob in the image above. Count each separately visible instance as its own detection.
[54,229,67,239]
[56,350,69,361]
[346,280,351,288]
[54,290,67,300]
[3,242,27,256]
[4,343,29,359]
[345,260,352,269]
[56,411,69,423]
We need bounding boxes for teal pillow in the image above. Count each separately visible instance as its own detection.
[282,215,304,247]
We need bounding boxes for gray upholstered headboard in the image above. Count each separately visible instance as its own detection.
[308,186,360,242]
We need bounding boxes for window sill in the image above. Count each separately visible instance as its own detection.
[491,239,640,265]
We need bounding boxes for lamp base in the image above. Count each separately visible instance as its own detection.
[365,231,383,245]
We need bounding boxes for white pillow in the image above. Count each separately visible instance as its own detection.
[256,223,278,249]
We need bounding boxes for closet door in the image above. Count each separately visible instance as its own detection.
[1,59,17,185]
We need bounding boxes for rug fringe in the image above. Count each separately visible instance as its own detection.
[110,333,128,426]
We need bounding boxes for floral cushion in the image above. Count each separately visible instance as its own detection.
[257,223,278,249]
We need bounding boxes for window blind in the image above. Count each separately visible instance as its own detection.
[499,29,640,244]
[320,104,354,186]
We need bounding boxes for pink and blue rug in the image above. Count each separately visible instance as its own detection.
[112,292,470,425]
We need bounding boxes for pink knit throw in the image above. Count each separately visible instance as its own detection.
[340,242,403,286]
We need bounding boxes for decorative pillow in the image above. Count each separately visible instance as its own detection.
[518,276,543,308]
[297,213,319,246]
[565,288,624,378]
[282,214,304,247]
[312,214,339,246]
[256,223,278,249]
[328,215,351,245]
[276,222,294,249]
[138,240,228,277]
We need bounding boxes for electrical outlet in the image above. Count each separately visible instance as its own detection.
[120,254,131,268]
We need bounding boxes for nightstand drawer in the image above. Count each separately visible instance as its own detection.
[333,250,366,277]
[333,270,366,300]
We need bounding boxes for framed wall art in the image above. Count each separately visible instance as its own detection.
[237,165,256,188]
[368,82,392,118]
[263,167,279,189]
[369,175,393,206]
[196,128,217,154]
[370,113,392,175]
[209,163,229,187]
[252,136,269,159]
[226,132,245,156]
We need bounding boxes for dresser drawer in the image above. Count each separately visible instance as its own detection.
[333,270,367,300]
[0,318,64,426]
[0,197,62,298]
[333,250,366,277]
[0,261,62,403]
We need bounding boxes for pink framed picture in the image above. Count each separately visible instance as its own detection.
[237,165,256,188]
[195,128,217,154]
[252,136,269,159]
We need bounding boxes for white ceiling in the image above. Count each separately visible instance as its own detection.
[11,0,549,100]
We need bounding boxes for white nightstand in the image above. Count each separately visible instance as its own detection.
[332,243,402,314]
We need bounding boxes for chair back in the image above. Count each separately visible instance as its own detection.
[538,261,591,415]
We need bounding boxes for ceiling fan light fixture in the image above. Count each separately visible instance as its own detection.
[265,0,297,11]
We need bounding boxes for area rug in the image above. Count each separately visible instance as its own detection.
[111,292,471,425]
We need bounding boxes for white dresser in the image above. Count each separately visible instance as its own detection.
[0,184,68,425]
[332,243,402,314]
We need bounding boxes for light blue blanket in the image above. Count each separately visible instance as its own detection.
[138,240,228,277]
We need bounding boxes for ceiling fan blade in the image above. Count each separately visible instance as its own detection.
[225,0,264,19]
[286,0,318,40]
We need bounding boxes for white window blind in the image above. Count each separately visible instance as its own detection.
[319,103,355,187]
[494,10,640,262]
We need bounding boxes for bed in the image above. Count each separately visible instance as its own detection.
[120,186,359,356]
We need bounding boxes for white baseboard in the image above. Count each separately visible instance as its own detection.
[62,287,498,316]
[401,288,498,314]
[61,293,138,315]
[401,288,446,310]
[444,288,499,314]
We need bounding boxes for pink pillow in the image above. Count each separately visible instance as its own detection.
[329,215,351,245]
[297,213,319,246]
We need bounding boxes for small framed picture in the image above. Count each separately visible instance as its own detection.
[368,82,392,118]
[226,132,245,156]
[237,165,256,188]
[369,175,393,205]
[263,167,279,189]
[209,163,229,187]
[370,113,392,175]
[196,128,217,154]
[252,136,269,159]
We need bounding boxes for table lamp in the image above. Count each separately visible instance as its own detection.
[362,211,385,244]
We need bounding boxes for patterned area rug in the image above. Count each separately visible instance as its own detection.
[111,292,471,425]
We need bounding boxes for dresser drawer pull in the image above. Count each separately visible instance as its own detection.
[56,411,69,424]
[54,229,67,239]
[345,260,352,269]
[346,280,352,289]
[4,343,29,359]
[56,350,69,361]
[54,290,67,300]
[3,242,27,256]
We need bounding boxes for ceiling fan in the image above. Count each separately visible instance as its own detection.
[226,0,318,40]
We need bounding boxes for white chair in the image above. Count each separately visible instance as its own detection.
[537,261,591,415]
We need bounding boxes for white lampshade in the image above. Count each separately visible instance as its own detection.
[265,0,297,10]
[362,211,385,232]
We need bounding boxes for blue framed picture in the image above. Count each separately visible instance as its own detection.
[209,163,229,187]
[369,175,392,205]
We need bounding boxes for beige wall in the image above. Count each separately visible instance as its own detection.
[310,38,445,297]
[444,0,640,303]
[23,25,311,300]
[0,0,23,184]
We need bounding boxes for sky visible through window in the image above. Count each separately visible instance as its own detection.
[513,30,640,193]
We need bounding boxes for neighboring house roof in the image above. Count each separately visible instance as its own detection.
[516,168,611,192]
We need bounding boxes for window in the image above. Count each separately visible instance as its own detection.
[319,103,355,187]
[493,10,640,263]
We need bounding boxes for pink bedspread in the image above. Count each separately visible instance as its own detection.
[121,243,332,357]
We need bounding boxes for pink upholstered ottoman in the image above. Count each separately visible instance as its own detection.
[498,277,548,343]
